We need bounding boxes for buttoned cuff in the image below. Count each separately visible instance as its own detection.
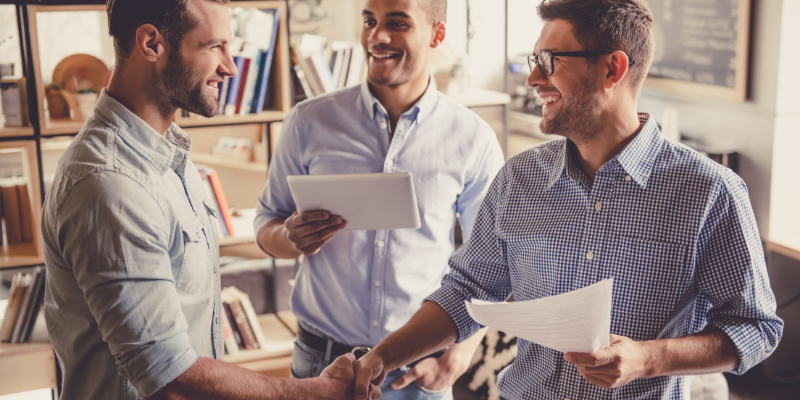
[120,332,199,397]
[425,286,483,343]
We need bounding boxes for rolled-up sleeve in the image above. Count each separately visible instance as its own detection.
[58,173,197,397]
[696,171,783,375]
[427,164,513,343]
[254,107,306,237]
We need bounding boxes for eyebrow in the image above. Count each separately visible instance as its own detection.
[201,38,227,47]
[362,10,412,18]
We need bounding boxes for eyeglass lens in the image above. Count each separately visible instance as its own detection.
[528,52,554,75]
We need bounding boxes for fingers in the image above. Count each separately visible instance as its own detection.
[390,367,420,390]
[285,212,347,255]
[353,362,377,400]
[565,349,614,367]
[577,369,614,389]
[369,383,382,400]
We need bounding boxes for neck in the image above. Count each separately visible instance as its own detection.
[572,105,642,181]
[106,62,176,137]
[368,73,430,131]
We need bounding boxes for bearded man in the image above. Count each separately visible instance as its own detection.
[352,1,783,399]
[40,1,382,399]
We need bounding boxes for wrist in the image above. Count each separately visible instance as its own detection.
[642,339,666,378]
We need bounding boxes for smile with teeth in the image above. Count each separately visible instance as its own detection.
[371,53,399,59]
[544,96,560,104]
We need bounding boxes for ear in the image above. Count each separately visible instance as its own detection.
[430,21,446,48]
[134,24,166,63]
[603,51,630,89]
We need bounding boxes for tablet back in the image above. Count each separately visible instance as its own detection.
[286,172,421,230]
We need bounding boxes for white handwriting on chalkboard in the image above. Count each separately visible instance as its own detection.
[681,51,713,66]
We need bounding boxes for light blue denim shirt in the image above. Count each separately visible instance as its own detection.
[42,90,223,399]
[255,80,505,347]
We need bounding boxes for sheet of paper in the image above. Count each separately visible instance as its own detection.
[465,279,613,353]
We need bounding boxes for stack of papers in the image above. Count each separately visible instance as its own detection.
[465,279,613,353]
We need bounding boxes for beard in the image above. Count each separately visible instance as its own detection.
[152,48,219,119]
[539,73,605,144]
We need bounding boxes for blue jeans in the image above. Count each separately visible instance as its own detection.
[290,335,453,400]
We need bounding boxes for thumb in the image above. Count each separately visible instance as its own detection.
[391,367,420,390]
[354,364,379,400]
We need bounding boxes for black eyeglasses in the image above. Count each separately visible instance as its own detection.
[527,49,635,76]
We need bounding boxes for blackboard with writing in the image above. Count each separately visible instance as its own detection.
[645,0,749,101]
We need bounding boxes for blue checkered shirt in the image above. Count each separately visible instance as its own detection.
[427,113,783,400]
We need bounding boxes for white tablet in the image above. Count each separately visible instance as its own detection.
[286,172,421,231]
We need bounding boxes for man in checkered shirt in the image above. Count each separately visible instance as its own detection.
[351,0,784,399]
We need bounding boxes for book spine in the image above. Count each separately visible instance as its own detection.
[17,184,34,242]
[229,300,259,350]
[220,305,240,355]
[1,185,22,243]
[310,52,336,93]
[254,9,281,114]
[223,302,244,349]
[224,56,246,116]
[237,290,269,350]
[234,58,251,115]
[10,273,34,343]
[0,274,22,342]
[346,44,365,87]
[207,169,235,236]
[218,76,231,115]
[20,267,46,342]
[241,51,264,115]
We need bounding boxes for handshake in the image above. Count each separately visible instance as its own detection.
[312,353,384,400]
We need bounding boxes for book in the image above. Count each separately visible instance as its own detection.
[240,50,264,115]
[223,286,269,351]
[337,46,353,89]
[228,299,259,350]
[0,273,24,342]
[224,56,247,116]
[0,179,22,244]
[206,169,235,236]
[233,57,251,115]
[17,183,34,243]
[293,65,314,100]
[10,272,35,343]
[19,266,46,343]
[220,305,240,355]
[197,167,229,237]
[223,302,245,349]
[310,52,336,93]
[217,76,231,115]
[253,8,281,114]
[292,46,321,97]
[346,44,366,88]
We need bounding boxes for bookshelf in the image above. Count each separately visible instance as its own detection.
[0,140,44,270]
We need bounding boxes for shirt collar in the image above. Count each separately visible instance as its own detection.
[546,112,661,190]
[94,89,192,175]
[360,75,438,122]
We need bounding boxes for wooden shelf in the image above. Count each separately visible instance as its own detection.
[0,304,56,396]
[189,152,267,174]
[176,110,288,128]
[0,241,44,270]
[0,140,44,269]
[223,313,294,377]
[0,126,35,137]
[41,116,86,136]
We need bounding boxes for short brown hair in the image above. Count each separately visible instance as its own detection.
[107,0,229,62]
[421,0,447,24]
[537,0,654,90]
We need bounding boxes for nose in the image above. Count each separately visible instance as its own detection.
[219,49,238,78]
[368,24,391,46]
[526,65,547,88]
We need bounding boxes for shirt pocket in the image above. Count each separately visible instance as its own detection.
[176,219,209,294]
[609,235,689,339]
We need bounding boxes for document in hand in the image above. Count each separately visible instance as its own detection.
[465,279,613,353]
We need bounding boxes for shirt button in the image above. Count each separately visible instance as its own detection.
[213,267,218,273]
[215,317,220,324]
[375,281,382,287]
[624,175,631,181]
[586,251,594,260]
[386,160,394,167]
[372,320,379,327]
[377,241,385,248]
[594,202,602,211]
[380,122,387,129]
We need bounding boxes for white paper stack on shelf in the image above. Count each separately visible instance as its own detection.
[465,278,613,353]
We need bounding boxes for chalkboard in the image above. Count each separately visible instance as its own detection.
[644,0,751,102]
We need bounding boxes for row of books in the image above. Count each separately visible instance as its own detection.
[221,286,268,356]
[291,36,367,100]
[0,177,34,244]
[0,266,45,343]
[197,165,236,238]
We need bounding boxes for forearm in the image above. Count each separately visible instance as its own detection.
[375,301,461,371]
[257,219,301,259]
[148,357,319,400]
[645,326,738,377]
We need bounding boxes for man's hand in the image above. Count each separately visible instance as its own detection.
[285,211,346,256]
[565,334,655,389]
[315,354,381,400]
[390,344,473,391]
[353,350,390,400]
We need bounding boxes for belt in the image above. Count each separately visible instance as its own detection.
[297,323,445,368]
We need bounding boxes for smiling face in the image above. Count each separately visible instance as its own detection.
[155,0,237,118]
[361,0,439,88]
[528,19,605,142]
